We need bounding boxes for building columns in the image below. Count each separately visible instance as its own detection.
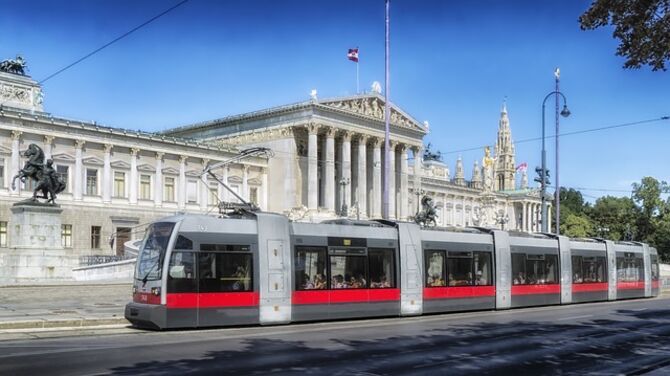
[242,165,249,201]
[43,135,54,161]
[307,124,319,210]
[102,144,112,203]
[399,145,409,220]
[154,152,164,206]
[324,128,335,213]
[388,142,396,219]
[10,130,21,195]
[372,138,382,218]
[341,131,352,210]
[200,159,209,211]
[261,167,268,211]
[357,135,368,218]
[129,148,139,205]
[178,155,187,209]
[73,140,85,201]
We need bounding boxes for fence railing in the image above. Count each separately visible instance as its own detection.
[78,255,135,266]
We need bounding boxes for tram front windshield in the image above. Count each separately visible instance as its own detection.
[136,222,175,282]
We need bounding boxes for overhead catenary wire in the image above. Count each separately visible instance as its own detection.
[38,0,190,85]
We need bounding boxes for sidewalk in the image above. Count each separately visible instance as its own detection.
[0,283,131,330]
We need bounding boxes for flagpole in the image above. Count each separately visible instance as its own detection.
[356,60,359,94]
[382,0,390,219]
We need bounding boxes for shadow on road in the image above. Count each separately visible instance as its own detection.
[108,308,670,375]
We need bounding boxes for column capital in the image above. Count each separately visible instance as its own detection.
[307,122,320,135]
[202,158,210,167]
[355,133,369,143]
[11,130,22,140]
[398,143,408,153]
[44,135,55,144]
[323,126,335,138]
[75,139,86,149]
[389,140,399,149]
[178,155,188,164]
[155,152,165,160]
[340,130,352,142]
[103,143,113,153]
[130,147,140,157]
[369,136,382,147]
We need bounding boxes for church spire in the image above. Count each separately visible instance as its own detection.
[494,100,516,191]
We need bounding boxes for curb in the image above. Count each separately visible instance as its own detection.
[0,317,129,330]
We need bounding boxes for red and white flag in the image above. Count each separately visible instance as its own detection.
[516,162,528,172]
[347,48,359,62]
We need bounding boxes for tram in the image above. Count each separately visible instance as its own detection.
[125,212,660,329]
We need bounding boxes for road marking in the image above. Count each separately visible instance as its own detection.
[556,314,593,321]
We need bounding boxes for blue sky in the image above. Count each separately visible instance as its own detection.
[1,0,668,201]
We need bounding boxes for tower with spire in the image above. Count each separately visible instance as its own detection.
[494,101,516,191]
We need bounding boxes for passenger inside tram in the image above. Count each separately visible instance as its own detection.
[370,275,392,288]
[513,272,526,285]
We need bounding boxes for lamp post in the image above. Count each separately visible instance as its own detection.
[540,69,570,233]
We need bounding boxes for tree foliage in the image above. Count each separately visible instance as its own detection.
[579,0,670,71]
[590,196,639,240]
[560,212,594,238]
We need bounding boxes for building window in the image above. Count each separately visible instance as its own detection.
[249,187,258,205]
[61,224,72,248]
[140,174,151,200]
[56,165,69,190]
[187,180,198,203]
[114,172,125,197]
[86,169,98,196]
[91,226,101,249]
[208,182,218,205]
[0,221,7,247]
[164,177,175,201]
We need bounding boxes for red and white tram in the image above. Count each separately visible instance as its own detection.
[125,212,660,329]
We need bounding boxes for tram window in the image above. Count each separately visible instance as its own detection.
[582,257,607,283]
[512,253,526,285]
[425,250,446,287]
[572,256,583,283]
[137,222,174,281]
[447,251,473,286]
[174,235,193,250]
[167,251,197,293]
[295,247,327,290]
[198,252,253,292]
[651,255,659,281]
[330,255,367,289]
[617,255,643,282]
[525,254,558,284]
[473,252,492,286]
[368,248,395,288]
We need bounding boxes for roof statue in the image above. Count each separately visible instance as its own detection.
[11,144,66,204]
[371,81,382,94]
[414,196,437,227]
[423,142,442,162]
[0,55,27,76]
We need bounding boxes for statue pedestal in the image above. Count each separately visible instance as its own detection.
[0,202,73,283]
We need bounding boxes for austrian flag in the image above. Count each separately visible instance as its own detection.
[347,48,359,62]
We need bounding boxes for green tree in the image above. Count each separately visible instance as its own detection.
[579,0,670,71]
[561,212,594,238]
[632,176,668,241]
[589,196,639,240]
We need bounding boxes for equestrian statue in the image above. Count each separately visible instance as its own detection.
[0,55,27,76]
[415,195,438,227]
[11,144,66,204]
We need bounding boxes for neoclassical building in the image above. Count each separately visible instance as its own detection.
[0,69,544,265]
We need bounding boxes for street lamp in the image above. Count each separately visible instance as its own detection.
[540,69,570,234]
[495,210,509,230]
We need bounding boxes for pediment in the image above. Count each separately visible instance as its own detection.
[162,167,179,175]
[138,163,156,172]
[228,175,243,184]
[82,156,104,166]
[247,177,261,185]
[111,160,131,169]
[52,153,75,163]
[185,170,201,178]
[319,94,428,133]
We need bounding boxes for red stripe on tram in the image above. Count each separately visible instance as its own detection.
[617,281,645,290]
[572,282,609,293]
[511,284,561,295]
[292,289,401,305]
[423,286,496,300]
[166,292,259,309]
[133,292,161,305]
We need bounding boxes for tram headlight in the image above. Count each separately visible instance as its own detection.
[151,287,161,296]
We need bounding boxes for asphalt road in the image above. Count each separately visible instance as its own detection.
[1,297,669,376]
